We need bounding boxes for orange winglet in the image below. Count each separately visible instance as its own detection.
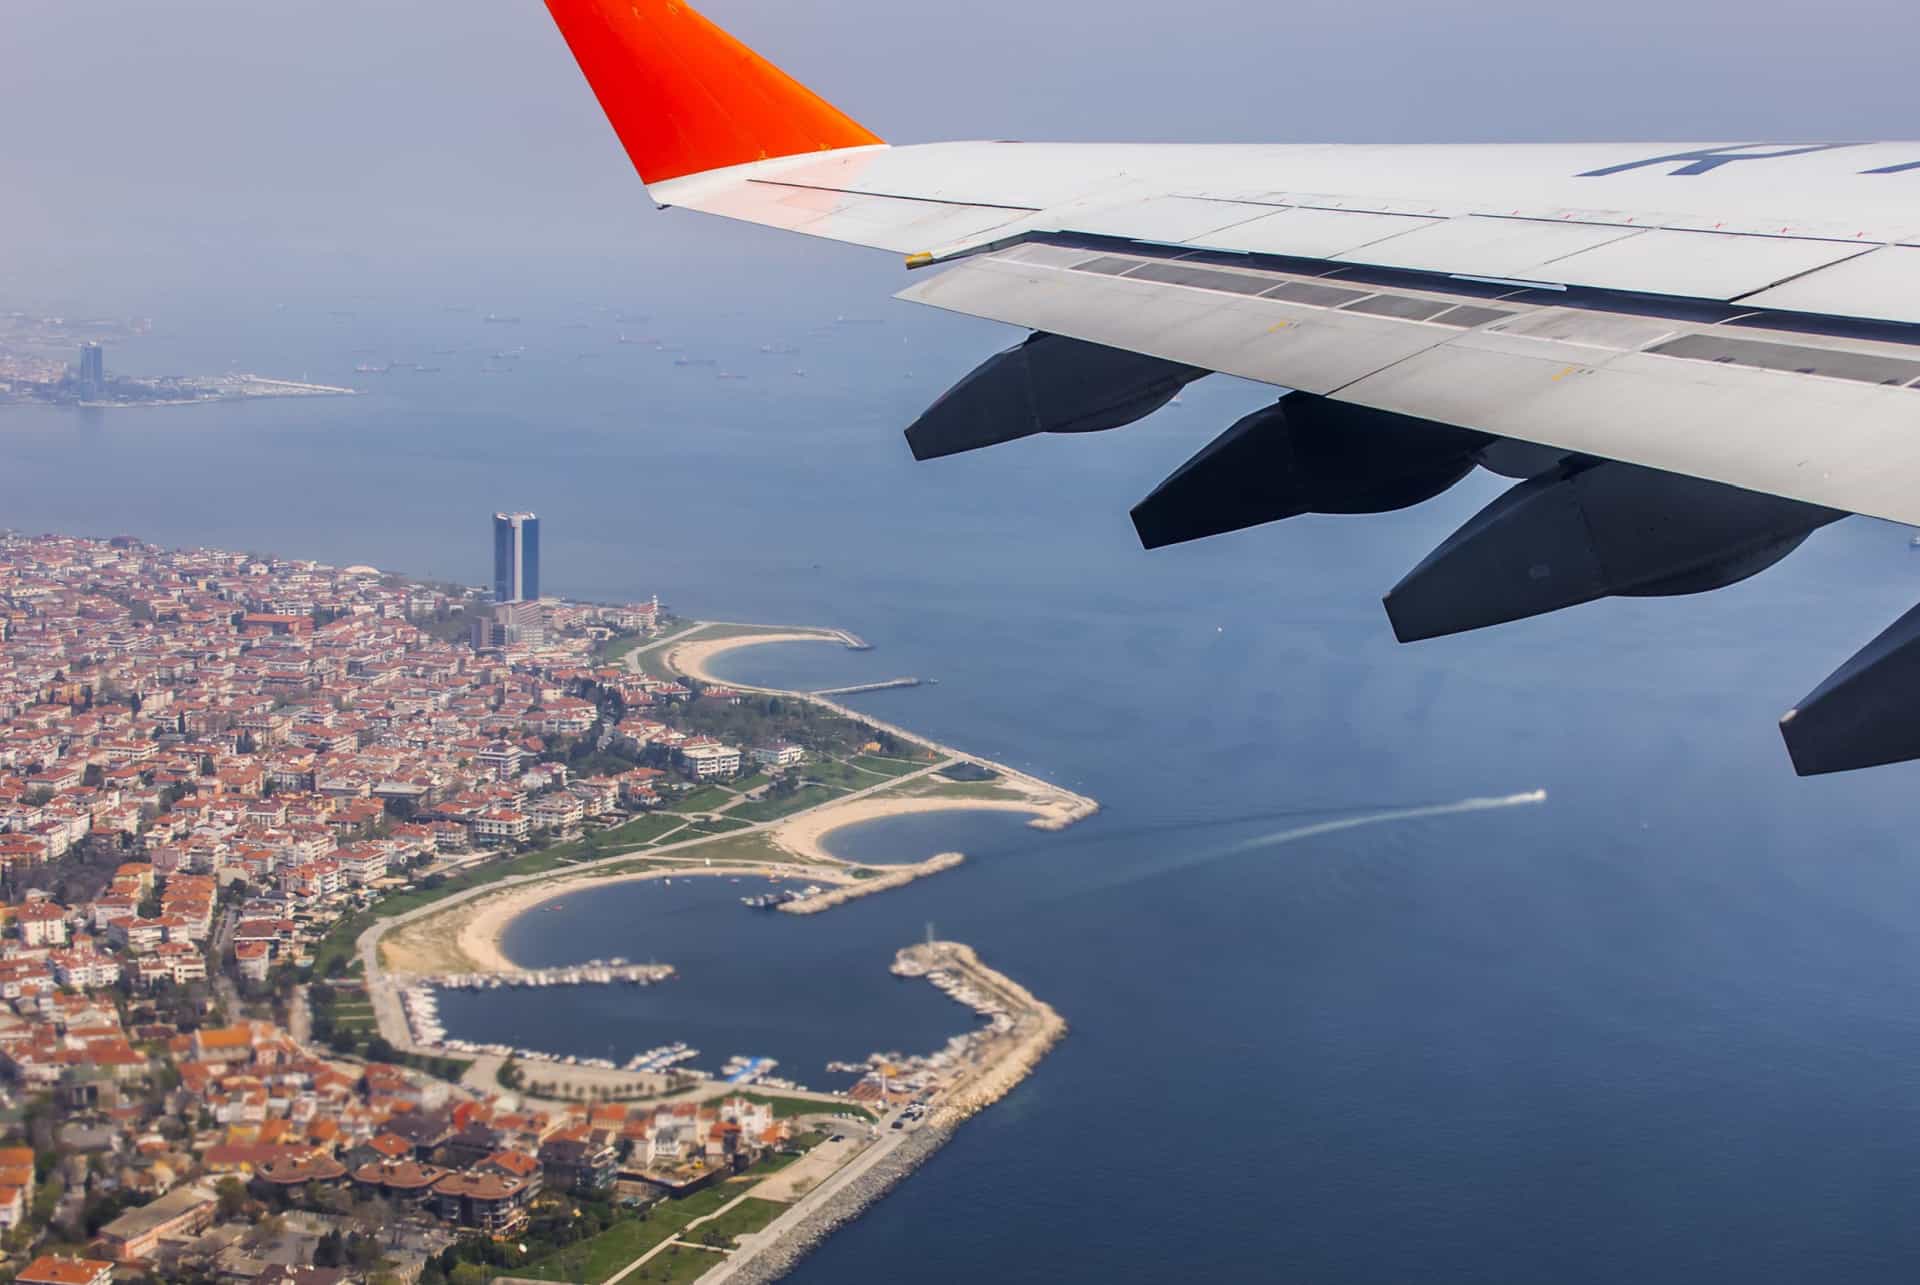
[544,0,883,186]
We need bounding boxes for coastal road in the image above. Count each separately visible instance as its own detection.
[355,619,1092,1096]
[600,1187,759,1285]
[695,1120,922,1285]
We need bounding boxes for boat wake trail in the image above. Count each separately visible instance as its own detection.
[1219,789,1549,858]
[1061,789,1549,899]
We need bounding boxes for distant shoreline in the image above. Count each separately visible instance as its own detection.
[3,376,359,411]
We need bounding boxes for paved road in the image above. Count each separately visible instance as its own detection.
[352,617,1083,1094]
[601,1188,753,1285]
[696,1117,921,1285]
[288,984,311,1046]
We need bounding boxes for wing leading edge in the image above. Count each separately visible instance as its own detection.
[540,0,1920,775]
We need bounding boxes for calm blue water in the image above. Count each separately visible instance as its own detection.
[11,264,1920,1282]
[434,875,967,1088]
[818,809,1041,866]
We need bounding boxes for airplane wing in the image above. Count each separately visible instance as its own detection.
[543,0,1920,776]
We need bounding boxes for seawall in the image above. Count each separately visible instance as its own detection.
[778,852,965,915]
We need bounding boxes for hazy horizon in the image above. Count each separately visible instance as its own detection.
[10,0,1920,305]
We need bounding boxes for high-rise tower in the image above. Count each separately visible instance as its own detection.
[492,512,540,603]
[76,344,105,399]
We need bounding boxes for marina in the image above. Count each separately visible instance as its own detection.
[396,958,676,1052]
[420,957,673,989]
[625,1041,701,1073]
[741,884,824,910]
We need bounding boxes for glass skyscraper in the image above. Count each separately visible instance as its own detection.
[492,512,540,602]
[77,343,105,398]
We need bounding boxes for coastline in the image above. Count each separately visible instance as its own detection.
[705,942,1066,1284]
[665,628,860,686]
[356,621,1090,1281]
[376,622,1097,978]
[379,861,855,976]
[770,784,1092,863]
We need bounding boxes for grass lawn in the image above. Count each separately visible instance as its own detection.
[689,1197,787,1248]
[851,754,934,778]
[515,1180,757,1283]
[645,1246,731,1284]
[804,759,882,790]
[512,1214,674,1282]
[368,846,582,920]
[708,1091,878,1121]
[730,785,845,824]
[310,910,374,977]
[574,813,688,850]
[667,786,734,814]
[597,632,651,666]
[655,831,793,865]
[683,818,752,836]
[911,778,1030,803]
[331,1005,377,1032]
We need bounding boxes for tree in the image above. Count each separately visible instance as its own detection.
[347,1232,382,1270]
[313,1229,346,1268]
[242,1214,285,1252]
[216,1177,248,1221]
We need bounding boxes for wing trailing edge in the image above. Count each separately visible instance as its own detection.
[543,0,883,187]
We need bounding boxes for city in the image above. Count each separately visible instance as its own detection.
[0,519,856,1283]
[0,330,353,409]
[16,0,1920,1281]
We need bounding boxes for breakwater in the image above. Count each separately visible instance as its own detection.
[810,677,924,696]
[892,941,1069,1125]
[778,853,965,915]
[709,1122,956,1285]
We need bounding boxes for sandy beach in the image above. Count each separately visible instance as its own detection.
[378,624,1099,978]
[665,628,852,687]
[773,793,1072,863]
[379,860,855,976]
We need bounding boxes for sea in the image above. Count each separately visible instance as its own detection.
[9,254,1920,1282]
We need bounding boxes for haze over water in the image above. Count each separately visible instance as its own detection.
[7,271,1920,1281]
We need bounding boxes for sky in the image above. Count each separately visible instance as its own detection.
[8,0,1920,296]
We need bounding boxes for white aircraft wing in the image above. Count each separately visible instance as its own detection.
[542,0,1920,776]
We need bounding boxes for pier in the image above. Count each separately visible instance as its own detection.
[891,941,1067,1124]
[779,853,963,915]
[810,677,924,697]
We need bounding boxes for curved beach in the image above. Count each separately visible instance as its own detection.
[664,628,854,687]
[380,859,854,976]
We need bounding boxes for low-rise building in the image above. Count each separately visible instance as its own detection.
[470,808,530,846]
[539,1129,618,1196]
[677,741,741,781]
[96,1182,217,1264]
[16,1257,115,1285]
[752,742,807,769]
[431,1170,534,1235]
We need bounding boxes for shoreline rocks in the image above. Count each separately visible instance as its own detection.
[778,852,965,914]
[719,1122,956,1284]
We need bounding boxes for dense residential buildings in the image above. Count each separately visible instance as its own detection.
[0,532,834,1275]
